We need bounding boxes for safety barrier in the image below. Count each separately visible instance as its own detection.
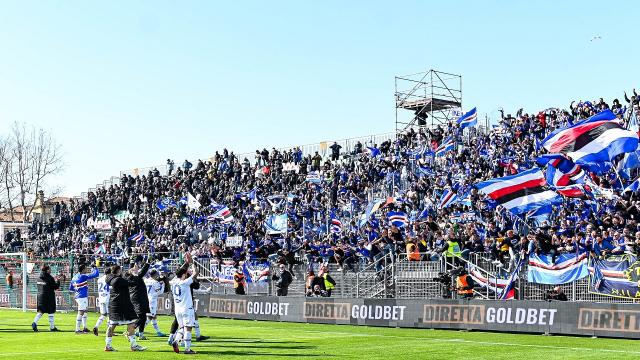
[75,293,640,339]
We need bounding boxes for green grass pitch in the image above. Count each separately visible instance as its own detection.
[0,309,638,359]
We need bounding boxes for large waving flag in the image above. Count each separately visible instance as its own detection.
[456,107,478,129]
[527,251,588,285]
[435,137,454,157]
[536,154,585,186]
[475,168,563,215]
[387,211,408,228]
[438,188,458,209]
[540,109,638,166]
[366,146,381,157]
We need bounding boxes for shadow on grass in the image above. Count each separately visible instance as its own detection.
[194,349,331,357]
[198,343,317,350]
[205,337,305,344]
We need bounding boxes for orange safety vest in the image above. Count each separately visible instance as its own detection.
[234,273,245,289]
[456,275,473,295]
[408,248,421,261]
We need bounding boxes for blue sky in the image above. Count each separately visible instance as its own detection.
[0,1,637,196]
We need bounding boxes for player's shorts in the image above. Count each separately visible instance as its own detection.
[75,298,88,311]
[108,319,136,326]
[98,299,109,315]
[146,299,158,317]
[175,308,195,328]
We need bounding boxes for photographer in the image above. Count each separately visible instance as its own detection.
[454,267,475,299]
[545,286,568,301]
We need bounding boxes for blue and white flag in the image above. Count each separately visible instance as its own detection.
[366,146,381,157]
[264,214,288,234]
[417,165,435,177]
[541,109,639,166]
[156,197,177,211]
[330,211,342,234]
[499,257,524,300]
[624,178,640,193]
[438,188,458,209]
[127,231,145,246]
[527,252,588,285]
[306,171,322,184]
[435,137,454,157]
[457,107,478,129]
[387,211,408,228]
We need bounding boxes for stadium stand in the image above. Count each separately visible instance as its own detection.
[2,89,640,304]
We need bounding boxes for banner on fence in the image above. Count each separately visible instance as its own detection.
[242,261,270,283]
[210,261,270,284]
[527,251,588,285]
[590,254,640,299]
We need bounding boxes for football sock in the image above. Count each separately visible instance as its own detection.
[75,314,82,331]
[184,332,192,351]
[81,314,87,329]
[152,319,161,332]
[95,315,105,328]
[48,314,55,329]
[33,312,43,324]
[194,320,200,337]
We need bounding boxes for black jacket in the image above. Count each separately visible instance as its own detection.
[37,272,60,314]
[124,263,150,314]
[274,270,293,289]
[106,274,138,322]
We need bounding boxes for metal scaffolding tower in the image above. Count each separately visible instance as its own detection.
[395,70,462,132]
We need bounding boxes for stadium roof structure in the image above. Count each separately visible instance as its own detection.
[395,69,462,132]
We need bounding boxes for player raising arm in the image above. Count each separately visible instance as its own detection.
[144,269,167,336]
[69,263,99,334]
[104,264,146,352]
[169,254,199,355]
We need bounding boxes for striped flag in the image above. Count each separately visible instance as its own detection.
[536,154,586,186]
[499,258,524,300]
[435,137,454,157]
[209,205,234,223]
[387,211,408,228]
[541,109,639,166]
[456,107,478,129]
[554,184,593,198]
[330,211,342,234]
[438,188,458,209]
[475,168,563,215]
[127,231,145,245]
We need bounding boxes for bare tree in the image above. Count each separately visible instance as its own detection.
[6,122,63,222]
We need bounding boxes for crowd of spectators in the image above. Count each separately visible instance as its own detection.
[3,90,640,274]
